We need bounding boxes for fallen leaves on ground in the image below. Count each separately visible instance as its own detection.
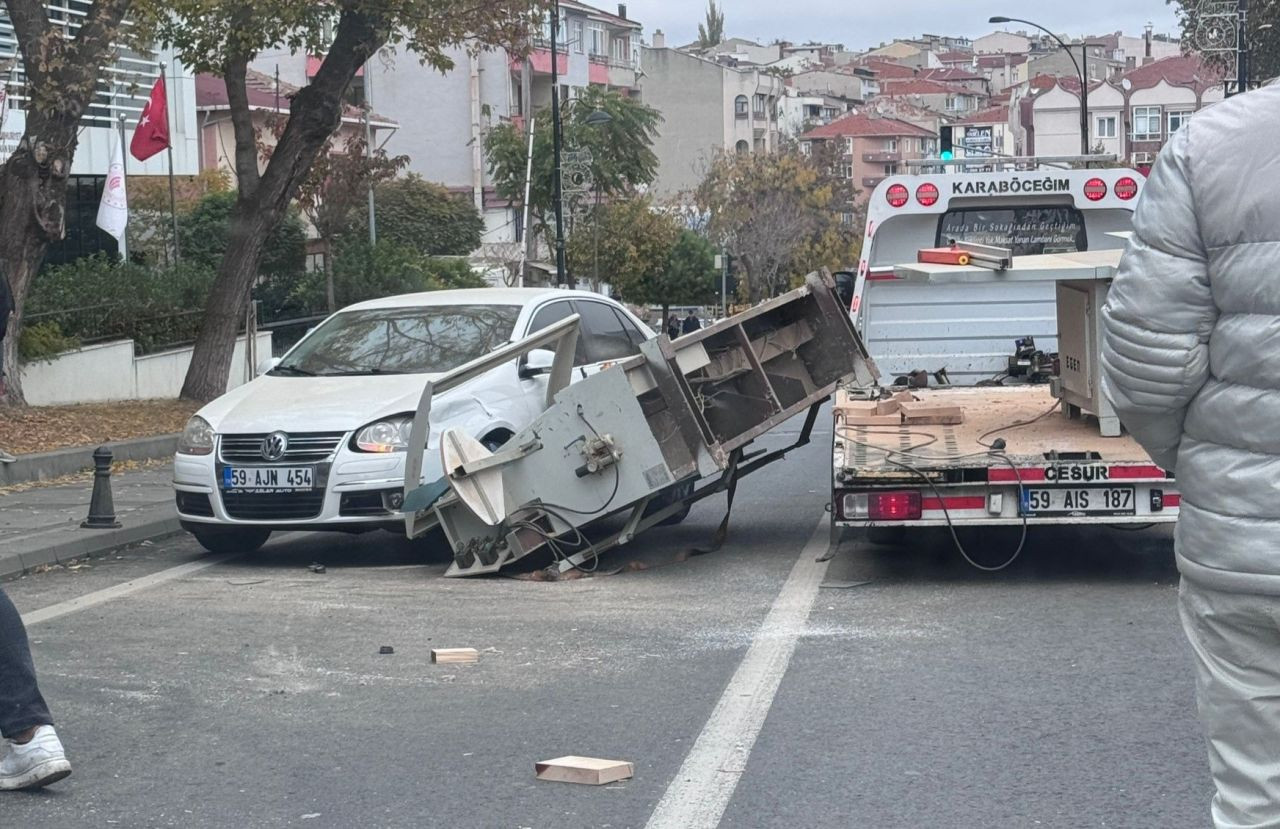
[0,400,198,456]
[0,458,169,497]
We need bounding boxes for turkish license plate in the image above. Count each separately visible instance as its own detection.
[222,466,314,491]
[1020,486,1135,517]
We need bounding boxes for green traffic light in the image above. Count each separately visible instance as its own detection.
[940,151,954,161]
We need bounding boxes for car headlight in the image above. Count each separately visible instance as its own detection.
[178,416,215,456]
[353,416,414,453]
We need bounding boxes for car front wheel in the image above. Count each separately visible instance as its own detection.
[189,526,272,554]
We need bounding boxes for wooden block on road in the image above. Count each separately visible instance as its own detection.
[899,402,964,425]
[431,647,479,664]
[535,756,634,786]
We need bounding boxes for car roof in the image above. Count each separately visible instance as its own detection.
[342,287,617,313]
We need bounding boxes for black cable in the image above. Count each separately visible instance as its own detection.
[976,403,1061,449]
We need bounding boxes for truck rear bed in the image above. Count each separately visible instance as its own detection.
[832,385,1178,527]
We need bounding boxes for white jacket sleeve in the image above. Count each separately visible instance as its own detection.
[1100,124,1217,473]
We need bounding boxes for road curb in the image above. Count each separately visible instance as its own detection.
[0,512,184,581]
[0,434,179,487]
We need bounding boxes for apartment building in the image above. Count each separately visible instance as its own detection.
[879,78,985,115]
[641,40,785,194]
[1026,56,1225,168]
[0,10,199,264]
[789,66,879,104]
[799,112,936,203]
[251,1,642,249]
[951,105,1019,160]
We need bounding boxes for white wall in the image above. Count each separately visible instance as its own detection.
[22,332,273,406]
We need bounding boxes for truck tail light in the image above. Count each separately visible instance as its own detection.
[915,182,940,206]
[1083,177,1108,201]
[841,491,922,521]
[1114,176,1138,200]
[886,183,910,208]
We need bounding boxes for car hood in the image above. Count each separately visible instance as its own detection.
[197,374,442,434]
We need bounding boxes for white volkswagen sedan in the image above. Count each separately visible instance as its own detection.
[173,288,655,553]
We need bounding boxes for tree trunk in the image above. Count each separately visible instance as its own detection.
[179,10,385,402]
[324,239,336,312]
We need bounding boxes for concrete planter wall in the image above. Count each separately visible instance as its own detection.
[20,332,273,405]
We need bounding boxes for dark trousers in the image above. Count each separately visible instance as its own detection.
[0,587,52,737]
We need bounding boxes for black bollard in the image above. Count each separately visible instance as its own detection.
[81,446,122,529]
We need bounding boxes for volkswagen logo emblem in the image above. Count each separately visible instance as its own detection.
[261,431,289,462]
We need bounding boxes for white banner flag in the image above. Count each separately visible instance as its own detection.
[96,132,128,249]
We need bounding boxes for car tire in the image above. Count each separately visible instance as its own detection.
[190,526,272,554]
[645,479,695,526]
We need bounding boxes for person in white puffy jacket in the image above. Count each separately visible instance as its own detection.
[1101,82,1280,828]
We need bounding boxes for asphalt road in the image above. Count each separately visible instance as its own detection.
[2,427,1211,828]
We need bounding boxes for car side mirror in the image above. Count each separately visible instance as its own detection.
[257,356,281,375]
[519,348,556,379]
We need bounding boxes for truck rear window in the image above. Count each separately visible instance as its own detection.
[936,206,1087,255]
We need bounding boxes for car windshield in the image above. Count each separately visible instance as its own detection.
[273,304,523,376]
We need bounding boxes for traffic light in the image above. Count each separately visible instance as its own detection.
[939,125,954,161]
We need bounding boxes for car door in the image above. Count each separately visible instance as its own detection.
[518,299,591,419]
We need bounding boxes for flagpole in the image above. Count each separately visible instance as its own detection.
[160,63,181,265]
[116,113,129,261]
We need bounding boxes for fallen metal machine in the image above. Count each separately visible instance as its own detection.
[400,271,878,577]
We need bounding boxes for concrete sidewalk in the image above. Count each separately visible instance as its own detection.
[0,465,181,579]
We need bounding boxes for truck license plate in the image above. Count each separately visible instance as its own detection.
[222,466,314,491]
[1020,486,1134,517]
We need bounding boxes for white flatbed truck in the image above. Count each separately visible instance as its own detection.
[833,173,1180,559]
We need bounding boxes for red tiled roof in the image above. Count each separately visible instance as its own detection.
[800,111,935,140]
[1118,54,1223,92]
[859,58,917,79]
[935,51,974,64]
[976,53,1028,69]
[921,67,984,82]
[195,71,395,125]
[881,78,976,95]
[952,105,1008,125]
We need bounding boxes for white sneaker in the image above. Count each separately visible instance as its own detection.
[0,726,72,790]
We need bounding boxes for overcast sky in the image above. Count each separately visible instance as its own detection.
[629,1,1181,51]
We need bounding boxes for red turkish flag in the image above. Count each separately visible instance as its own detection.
[129,77,170,161]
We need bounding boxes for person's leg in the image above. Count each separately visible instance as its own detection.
[1179,579,1280,829]
[0,586,53,739]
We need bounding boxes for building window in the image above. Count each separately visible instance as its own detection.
[1168,109,1193,133]
[1132,106,1162,140]
[572,20,584,54]
[753,93,766,115]
[735,139,750,154]
[611,35,629,63]
[844,137,854,154]
[1096,116,1117,138]
[588,23,605,56]
[884,164,898,176]
[734,95,749,118]
[884,138,898,151]
[542,17,567,45]
[841,163,854,178]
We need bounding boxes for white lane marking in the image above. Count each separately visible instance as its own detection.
[21,554,238,627]
[645,514,832,829]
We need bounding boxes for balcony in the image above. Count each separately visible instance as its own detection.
[862,176,886,189]
[863,151,901,163]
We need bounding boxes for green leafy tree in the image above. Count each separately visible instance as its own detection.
[697,0,726,49]
[485,86,661,285]
[136,0,543,402]
[0,0,143,403]
[1169,0,1280,82]
[284,130,409,312]
[567,197,691,321]
[696,146,860,303]
[357,174,485,258]
[179,192,307,283]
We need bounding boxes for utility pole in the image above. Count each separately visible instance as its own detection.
[364,60,376,246]
[550,2,568,286]
[1080,43,1090,154]
[1237,0,1250,96]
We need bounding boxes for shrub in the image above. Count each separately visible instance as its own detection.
[18,321,80,361]
[179,192,307,279]
[358,175,484,257]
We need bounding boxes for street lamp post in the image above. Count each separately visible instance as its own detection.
[550,2,567,286]
[990,16,1090,154]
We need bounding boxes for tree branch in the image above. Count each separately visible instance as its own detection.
[5,0,53,88]
[223,53,263,198]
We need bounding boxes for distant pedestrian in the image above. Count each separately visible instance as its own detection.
[667,315,681,340]
[681,310,701,336]
[0,587,71,789]
[1101,83,1280,827]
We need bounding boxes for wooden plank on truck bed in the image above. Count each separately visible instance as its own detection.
[899,401,964,425]
[834,386,1158,473]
